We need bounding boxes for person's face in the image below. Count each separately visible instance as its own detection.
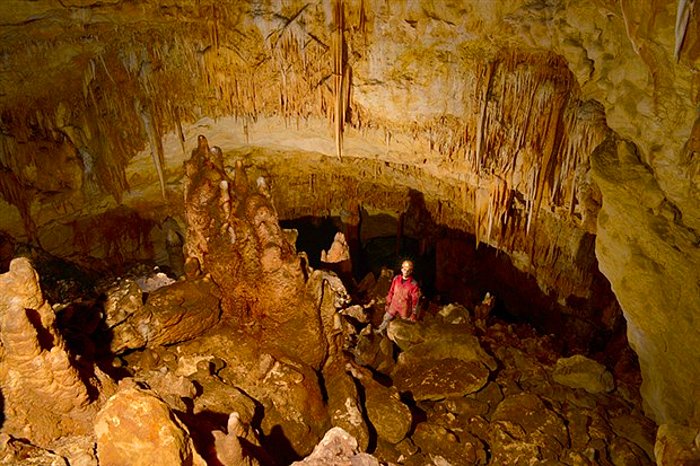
[401,261,413,278]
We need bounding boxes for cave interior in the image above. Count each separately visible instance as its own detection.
[1,1,700,465]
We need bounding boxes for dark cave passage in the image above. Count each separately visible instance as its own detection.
[281,212,635,371]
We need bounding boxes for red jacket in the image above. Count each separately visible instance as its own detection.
[386,275,421,320]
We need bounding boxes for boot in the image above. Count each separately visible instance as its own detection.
[374,312,394,334]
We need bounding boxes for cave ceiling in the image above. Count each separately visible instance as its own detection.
[0,0,699,430]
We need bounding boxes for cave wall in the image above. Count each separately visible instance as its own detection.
[0,0,699,428]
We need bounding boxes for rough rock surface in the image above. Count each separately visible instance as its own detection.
[210,413,262,466]
[553,353,615,394]
[105,276,221,353]
[0,258,101,446]
[290,427,380,466]
[182,135,328,369]
[0,248,668,464]
[348,363,413,446]
[389,317,497,370]
[173,329,330,461]
[323,358,371,452]
[0,434,70,466]
[94,383,205,466]
[393,357,490,402]
[411,421,488,466]
[654,423,700,466]
[0,0,698,430]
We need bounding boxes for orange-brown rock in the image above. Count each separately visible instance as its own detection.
[393,357,490,402]
[172,329,330,460]
[347,363,412,446]
[182,135,327,368]
[654,423,700,465]
[211,413,262,466]
[411,422,488,465]
[105,276,221,353]
[323,357,371,452]
[0,258,100,446]
[94,383,206,466]
[290,427,380,466]
[1,0,700,461]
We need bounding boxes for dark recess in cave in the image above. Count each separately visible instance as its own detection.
[283,212,634,366]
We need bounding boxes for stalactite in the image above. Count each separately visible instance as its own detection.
[475,61,497,171]
[173,106,186,156]
[0,166,38,242]
[526,165,538,234]
[333,0,346,160]
[210,4,220,52]
[674,0,694,61]
[135,99,167,200]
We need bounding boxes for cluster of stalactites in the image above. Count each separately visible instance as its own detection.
[0,2,352,239]
[0,2,608,303]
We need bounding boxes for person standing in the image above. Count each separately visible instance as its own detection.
[375,260,421,333]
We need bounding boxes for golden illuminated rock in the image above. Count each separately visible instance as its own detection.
[0,0,699,462]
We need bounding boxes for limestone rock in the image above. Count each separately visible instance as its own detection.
[353,331,396,375]
[437,302,474,326]
[290,427,380,466]
[609,436,653,465]
[133,369,197,413]
[552,354,615,394]
[592,138,700,424]
[348,364,412,445]
[182,136,327,369]
[106,277,221,353]
[442,395,490,419]
[0,434,69,466]
[189,371,258,427]
[102,278,144,339]
[303,269,350,365]
[389,318,497,370]
[135,270,176,292]
[393,357,490,401]
[0,0,699,431]
[141,278,221,346]
[94,384,205,466]
[411,422,487,465]
[0,257,100,446]
[320,232,351,263]
[175,330,329,460]
[610,413,657,461]
[491,393,569,462]
[340,304,370,324]
[48,435,99,466]
[323,358,370,451]
[246,356,329,460]
[654,423,700,466]
[211,413,262,466]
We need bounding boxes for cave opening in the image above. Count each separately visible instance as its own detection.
[281,208,636,376]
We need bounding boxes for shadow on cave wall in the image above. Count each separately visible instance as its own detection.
[282,189,630,362]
